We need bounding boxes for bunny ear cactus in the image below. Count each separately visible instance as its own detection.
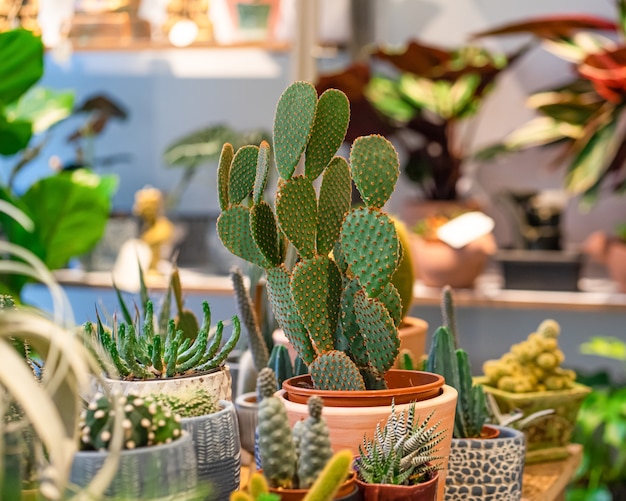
[217,81,404,391]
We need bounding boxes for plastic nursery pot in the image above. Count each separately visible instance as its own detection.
[475,377,591,464]
[260,470,357,501]
[281,370,444,407]
[446,425,526,501]
[355,470,439,501]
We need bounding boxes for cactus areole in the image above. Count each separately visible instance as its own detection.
[217,81,411,391]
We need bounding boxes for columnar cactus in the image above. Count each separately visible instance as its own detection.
[217,81,405,390]
[80,392,182,451]
[84,300,240,380]
[297,396,333,488]
[256,368,297,488]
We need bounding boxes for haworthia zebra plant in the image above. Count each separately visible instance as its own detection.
[84,300,240,380]
[217,81,406,391]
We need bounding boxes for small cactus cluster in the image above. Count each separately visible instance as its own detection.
[483,319,577,393]
[83,300,240,380]
[149,387,219,419]
[355,404,446,486]
[256,368,333,490]
[217,81,407,390]
[80,392,182,451]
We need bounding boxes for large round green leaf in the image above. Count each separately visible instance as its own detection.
[0,29,43,105]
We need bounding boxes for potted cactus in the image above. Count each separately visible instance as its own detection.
[254,368,358,500]
[150,387,241,500]
[427,286,527,500]
[70,391,198,499]
[478,318,591,464]
[83,265,240,402]
[216,81,458,501]
[354,403,446,501]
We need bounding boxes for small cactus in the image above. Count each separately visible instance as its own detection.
[80,392,182,451]
[217,81,406,391]
[149,387,219,418]
[482,319,576,393]
[297,396,333,488]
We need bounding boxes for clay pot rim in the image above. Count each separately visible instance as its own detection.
[354,468,439,490]
[264,469,357,498]
[104,365,226,383]
[480,424,500,439]
[281,370,444,407]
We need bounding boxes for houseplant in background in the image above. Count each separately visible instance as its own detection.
[583,222,626,292]
[354,404,446,501]
[0,29,118,298]
[216,80,458,500]
[427,286,526,500]
[478,319,591,464]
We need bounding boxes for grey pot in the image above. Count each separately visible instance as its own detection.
[70,431,197,499]
[182,400,241,500]
[234,391,258,456]
[445,425,526,501]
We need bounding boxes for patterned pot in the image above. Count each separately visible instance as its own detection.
[181,400,241,500]
[445,425,526,501]
[476,378,591,463]
[70,431,197,498]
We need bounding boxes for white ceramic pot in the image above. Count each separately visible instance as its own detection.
[234,391,258,456]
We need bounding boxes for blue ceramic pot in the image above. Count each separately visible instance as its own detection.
[445,425,526,501]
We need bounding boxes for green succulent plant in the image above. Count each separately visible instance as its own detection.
[256,367,333,490]
[80,392,183,451]
[355,403,445,486]
[426,286,489,439]
[217,81,407,391]
[149,387,219,419]
[84,299,240,380]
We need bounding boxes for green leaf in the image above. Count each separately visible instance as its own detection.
[0,114,32,155]
[0,29,43,105]
[566,120,617,195]
[504,117,579,150]
[6,87,74,134]
[20,169,118,269]
[580,336,626,361]
[366,75,416,123]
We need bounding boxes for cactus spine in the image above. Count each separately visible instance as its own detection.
[80,392,182,451]
[217,81,405,391]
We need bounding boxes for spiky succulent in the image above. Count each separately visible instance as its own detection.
[217,81,406,391]
[149,387,219,418]
[355,404,445,486]
[83,300,240,380]
[80,392,182,451]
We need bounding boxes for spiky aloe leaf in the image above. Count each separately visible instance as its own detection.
[266,265,316,365]
[340,208,400,297]
[273,81,318,179]
[377,282,402,328]
[309,351,365,390]
[217,143,234,210]
[229,145,259,204]
[251,201,282,267]
[353,289,399,376]
[217,205,267,267]
[171,266,199,341]
[317,157,351,256]
[253,140,271,205]
[350,135,399,209]
[305,89,350,180]
[340,277,369,366]
[291,256,342,354]
[275,176,317,259]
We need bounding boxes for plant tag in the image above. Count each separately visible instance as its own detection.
[436,211,495,249]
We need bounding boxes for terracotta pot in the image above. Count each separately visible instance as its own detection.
[584,231,626,292]
[264,470,357,501]
[480,424,500,439]
[281,370,444,407]
[278,383,458,501]
[446,425,526,501]
[410,232,496,288]
[355,471,438,501]
[394,317,428,369]
[476,377,591,464]
[275,318,429,371]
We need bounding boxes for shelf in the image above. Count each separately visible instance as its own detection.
[522,444,583,501]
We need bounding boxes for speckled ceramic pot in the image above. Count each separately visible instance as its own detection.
[445,425,526,501]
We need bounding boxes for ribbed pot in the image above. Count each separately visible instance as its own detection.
[445,425,526,501]
[234,391,258,456]
[181,400,241,500]
[70,431,197,498]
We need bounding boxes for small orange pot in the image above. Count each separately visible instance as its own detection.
[264,470,357,500]
[355,471,439,501]
[281,370,444,407]
[480,424,500,439]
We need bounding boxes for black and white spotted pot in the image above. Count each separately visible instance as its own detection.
[445,425,526,501]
